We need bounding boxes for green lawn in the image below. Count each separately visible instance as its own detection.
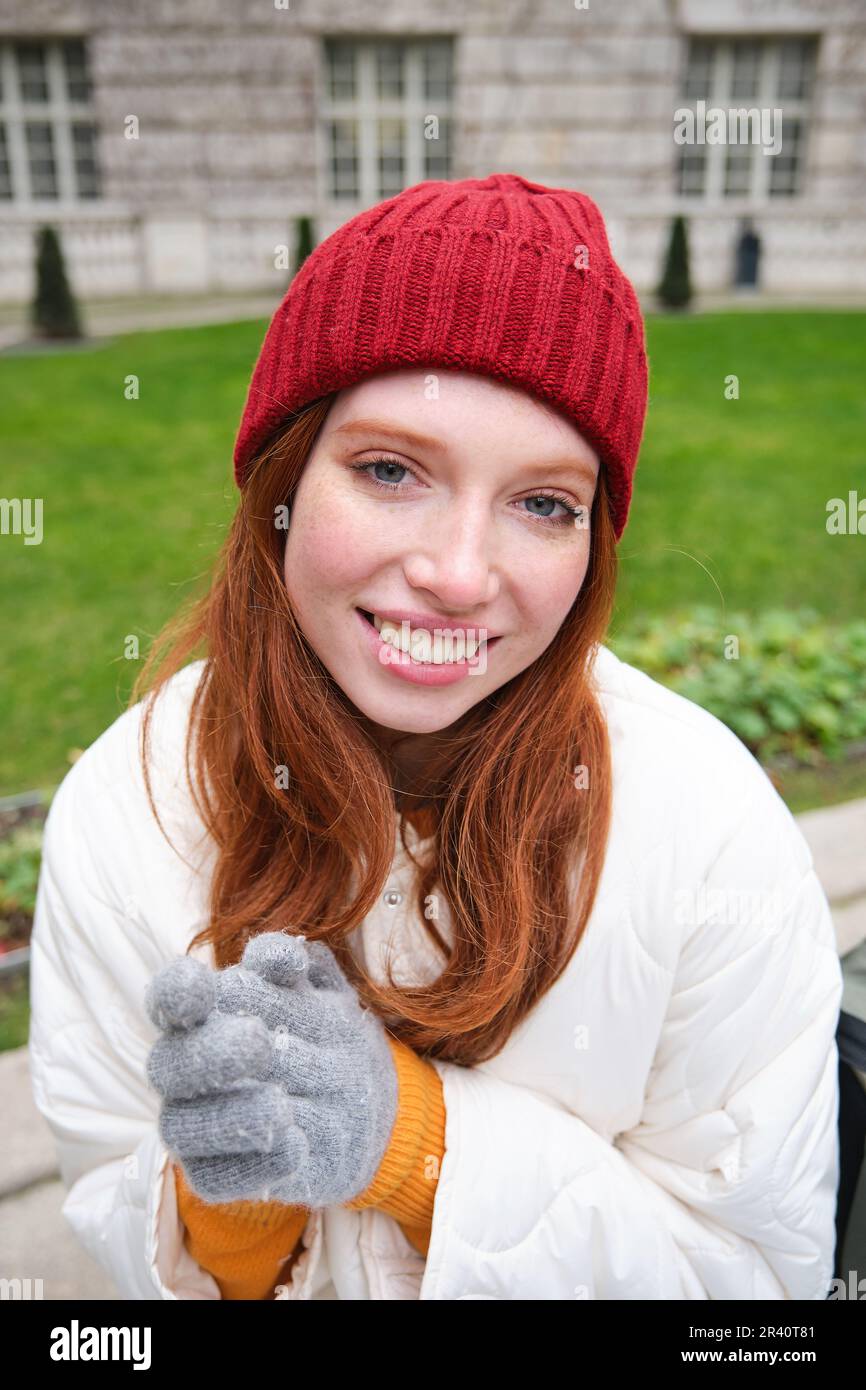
[0,973,29,1053]
[611,310,866,635]
[0,319,251,793]
[1,310,865,795]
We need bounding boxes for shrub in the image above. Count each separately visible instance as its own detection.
[31,225,82,340]
[294,214,314,275]
[609,607,866,764]
[0,824,43,943]
[657,214,693,310]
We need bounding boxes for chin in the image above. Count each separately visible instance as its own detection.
[337,674,476,734]
[357,696,471,736]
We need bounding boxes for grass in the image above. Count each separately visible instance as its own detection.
[1,310,865,796]
[768,754,866,815]
[609,310,866,636]
[0,973,30,1052]
[0,318,251,792]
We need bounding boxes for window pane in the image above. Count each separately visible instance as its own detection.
[328,119,358,199]
[423,43,452,101]
[323,38,453,204]
[731,40,762,100]
[770,117,802,195]
[0,123,12,199]
[63,38,92,102]
[423,114,451,179]
[17,42,49,102]
[377,118,404,196]
[777,38,816,100]
[376,43,404,100]
[682,39,716,99]
[724,147,753,196]
[677,147,706,195]
[326,41,356,101]
[72,121,100,197]
[25,121,58,196]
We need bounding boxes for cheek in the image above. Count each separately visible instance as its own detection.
[283,484,376,594]
[517,541,592,639]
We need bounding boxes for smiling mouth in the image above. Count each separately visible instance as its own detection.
[357,608,502,663]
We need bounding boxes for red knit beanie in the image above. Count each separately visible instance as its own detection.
[233,173,648,541]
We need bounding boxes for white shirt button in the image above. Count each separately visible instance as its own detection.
[383,889,403,907]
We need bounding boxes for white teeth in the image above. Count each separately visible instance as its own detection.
[371,613,484,665]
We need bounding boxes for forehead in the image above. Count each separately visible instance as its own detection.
[326,369,600,472]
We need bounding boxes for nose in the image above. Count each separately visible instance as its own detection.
[402,497,500,613]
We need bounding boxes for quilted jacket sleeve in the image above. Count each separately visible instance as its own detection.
[28,757,235,1299]
[420,776,843,1301]
[28,722,439,1302]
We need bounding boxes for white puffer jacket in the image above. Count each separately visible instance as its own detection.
[28,645,843,1300]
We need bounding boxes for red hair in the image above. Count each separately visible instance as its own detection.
[131,394,618,1065]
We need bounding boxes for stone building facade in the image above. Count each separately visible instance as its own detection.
[0,0,863,303]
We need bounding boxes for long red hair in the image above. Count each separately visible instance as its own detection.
[131,393,618,1065]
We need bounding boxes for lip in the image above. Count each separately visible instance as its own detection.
[360,606,502,639]
[355,607,501,687]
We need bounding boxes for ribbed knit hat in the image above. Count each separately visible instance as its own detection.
[233,173,648,541]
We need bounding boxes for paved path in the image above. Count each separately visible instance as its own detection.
[2,795,865,1300]
[4,288,866,355]
[0,290,278,352]
[797,797,866,956]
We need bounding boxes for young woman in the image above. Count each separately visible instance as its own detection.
[29,173,843,1301]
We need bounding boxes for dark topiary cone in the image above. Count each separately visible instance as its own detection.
[657,214,693,311]
[31,225,83,340]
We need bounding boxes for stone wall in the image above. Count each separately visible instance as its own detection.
[0,0,863,300]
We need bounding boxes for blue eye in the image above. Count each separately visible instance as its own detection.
[349,457,585,529]
[356,457,408,487]
[521,494,580,523]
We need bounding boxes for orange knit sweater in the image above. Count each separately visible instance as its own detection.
[173,1035,446,1299]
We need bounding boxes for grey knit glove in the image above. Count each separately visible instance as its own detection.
[144,931,399,1208]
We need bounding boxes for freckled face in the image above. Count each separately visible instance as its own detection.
[282,368,600,735]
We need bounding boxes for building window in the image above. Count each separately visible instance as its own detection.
[676,36,817,200]
[0,38,101,202]
[25,121,58,197]
[322,37,453,203]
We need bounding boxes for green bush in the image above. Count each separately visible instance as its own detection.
[0,824,43,942]
[31,224,82,340]
[294,214,314,275]
[656,214,692,310]
[608,607,866,765]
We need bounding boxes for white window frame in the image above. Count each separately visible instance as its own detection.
[0,37,100,206]
[320,37,453,206]
[677,35,816,203]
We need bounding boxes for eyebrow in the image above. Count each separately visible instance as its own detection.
[330,418,597,484]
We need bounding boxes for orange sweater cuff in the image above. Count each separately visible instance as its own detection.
[173,1163,309,1300]
[344,1035,446,1248]
[173,1035,447,1290]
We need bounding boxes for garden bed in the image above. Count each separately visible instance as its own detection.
[0,793,50,959]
